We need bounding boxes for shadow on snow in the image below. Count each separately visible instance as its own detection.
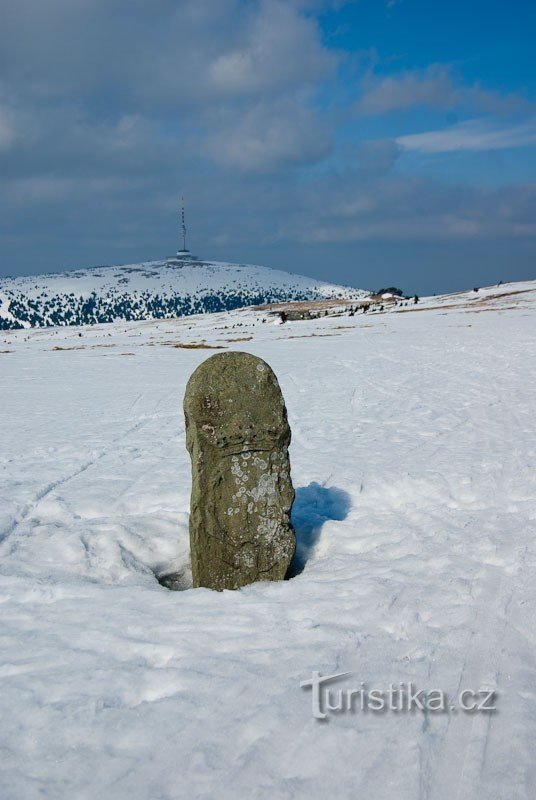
[287,482,351,579]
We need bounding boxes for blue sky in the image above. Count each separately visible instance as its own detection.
[0,0,534,293]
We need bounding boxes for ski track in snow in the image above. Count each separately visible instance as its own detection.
[0,280,535,799]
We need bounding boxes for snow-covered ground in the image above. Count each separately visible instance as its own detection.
[0,279,535,799]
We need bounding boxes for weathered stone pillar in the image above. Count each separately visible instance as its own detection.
[184,352,295,590]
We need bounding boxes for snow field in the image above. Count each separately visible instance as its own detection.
[0,283,535,799]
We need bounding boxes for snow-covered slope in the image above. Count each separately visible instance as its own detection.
[0,279,535,799]
[0,257,367,329]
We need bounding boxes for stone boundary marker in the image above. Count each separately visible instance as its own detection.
[184,352,296,590]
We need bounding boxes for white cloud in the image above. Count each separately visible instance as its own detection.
[358,65,457,114]
[0,1,336,107]
[357,64,531,116]
[271,170,536,244]
[397,118,536,154]
[204,100,330,171]
[0,0,338,175]
[208,0,335,96]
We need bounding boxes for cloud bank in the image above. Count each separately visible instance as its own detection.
[0,0,534,291]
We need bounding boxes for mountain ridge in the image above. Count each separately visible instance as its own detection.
[0,258,368,329]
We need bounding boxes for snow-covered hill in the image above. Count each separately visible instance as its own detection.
[0,257,367,329]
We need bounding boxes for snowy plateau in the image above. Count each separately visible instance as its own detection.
[0,277,535,800]
[0,258,366,329]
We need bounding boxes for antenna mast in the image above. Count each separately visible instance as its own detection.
[180,197,187,252]
[175,195,196,261]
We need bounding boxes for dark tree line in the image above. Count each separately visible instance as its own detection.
[0,286,348,329]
